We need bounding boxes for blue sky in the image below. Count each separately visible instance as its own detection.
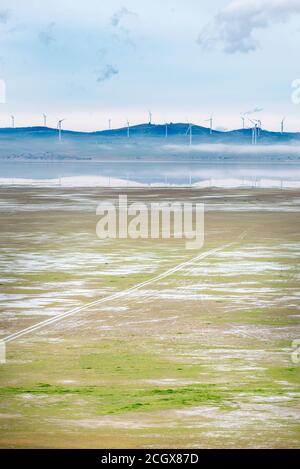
[0,0,300,131]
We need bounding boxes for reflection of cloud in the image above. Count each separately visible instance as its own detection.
[198,0,300,54]
[96,64,119,82]
[111,7,137,26]
[39,22,55,46]
[0,9,10,24]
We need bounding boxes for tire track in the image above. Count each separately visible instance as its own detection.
[3,232,247,344]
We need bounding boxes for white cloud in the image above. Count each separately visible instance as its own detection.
[198,0,300,53]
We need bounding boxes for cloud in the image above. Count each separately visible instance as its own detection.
[163,143,300,155]
[96,64,119,82]
[0,9,10,24]
[198,0,300,53]
[111,6,136,27]
[39,22,56,46]
[110,6,137,48]
[243,107,264,115]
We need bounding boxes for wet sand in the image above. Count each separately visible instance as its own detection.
[0,187,299,448]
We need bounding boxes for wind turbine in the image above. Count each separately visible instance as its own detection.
[185,122,193,145]
[281,117,286,134]
[257,119,262,137]
[126,119,130,138]
[11,115,15,128]
[57,119,65,142]
[241,116,245,129]
[148,110,152,125]
[43,113,47,127]
[204,116,213,135]
[108,119,111,130]
[248,119,258,145]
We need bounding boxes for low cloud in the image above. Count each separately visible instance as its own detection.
[96,64,119,83]
[198,0,300,53]
[163,143,300,155]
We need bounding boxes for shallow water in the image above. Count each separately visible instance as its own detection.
[1,160,300,187]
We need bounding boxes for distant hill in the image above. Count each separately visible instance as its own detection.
[1,123,300,162]
[0,126,84,137]
[0,122,299,144]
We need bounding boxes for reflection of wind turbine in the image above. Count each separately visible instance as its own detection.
[186,122,193,145]
[43,113,47,127]
[281,117,286,134]
[165,122,168,138]
[126,119,130,137]
[148,110,152,125]
[57,119,65,142]
[204,116,213,135]
[11,115,15,128]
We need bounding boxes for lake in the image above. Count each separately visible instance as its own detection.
[0,160,300,188]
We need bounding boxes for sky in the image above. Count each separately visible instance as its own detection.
[0,0,300,131]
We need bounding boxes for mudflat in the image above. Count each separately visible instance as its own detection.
[0,187,299,448]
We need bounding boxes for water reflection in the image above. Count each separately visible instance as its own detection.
[0,161,300,187]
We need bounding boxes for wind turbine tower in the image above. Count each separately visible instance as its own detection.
[249,119,258,145]
[281,118,285,134]
[11,115,15,128]
[108,119,111,130]
[148,110,152,125]
[127,120,130,138]
[253,125,257,145]
[252,119,261,138]
[186,123,193,145]
[205,116,213,135]
[257,119,262,137]
[57,119,65,142]
[241,116,245,129]
[43,113,47,127]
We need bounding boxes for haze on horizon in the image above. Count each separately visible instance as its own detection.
[0,0,300,132]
